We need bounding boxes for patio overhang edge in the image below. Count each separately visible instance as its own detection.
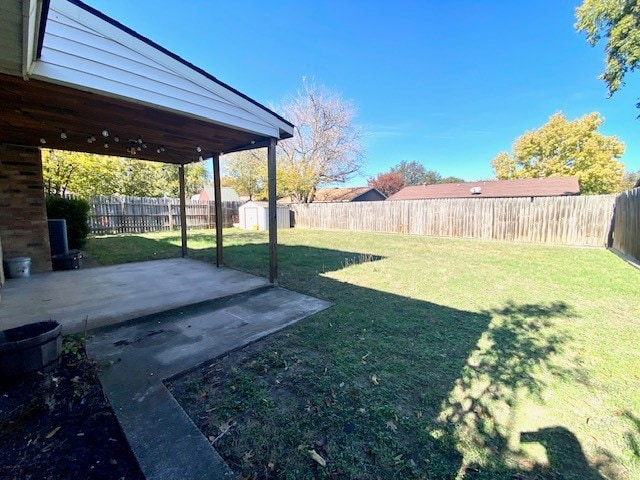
[2,0,294,164]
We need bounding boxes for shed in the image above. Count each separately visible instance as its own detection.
[239,202,290,230]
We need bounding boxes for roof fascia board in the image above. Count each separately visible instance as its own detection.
[36,0,51,58]
[22,0,44,78]
[53,0,293,137]
[29,62,281,138]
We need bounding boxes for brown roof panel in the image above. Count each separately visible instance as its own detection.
[386,177,580,200]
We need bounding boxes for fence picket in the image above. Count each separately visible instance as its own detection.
[88,196,241,234]
[612,188,640,262]
[290,195,618,247]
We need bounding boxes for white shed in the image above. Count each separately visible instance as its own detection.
[239,202,290,230]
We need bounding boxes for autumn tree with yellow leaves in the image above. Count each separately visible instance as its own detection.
[491,112,625,194]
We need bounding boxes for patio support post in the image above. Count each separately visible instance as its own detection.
[178,164,188,257]
[212,152,223,267]
[268,138,278,284]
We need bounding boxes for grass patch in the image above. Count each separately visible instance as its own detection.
[84,229,267,266]
[88,229,640,479]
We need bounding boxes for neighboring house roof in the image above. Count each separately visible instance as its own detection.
[387,177,580,200]
[199,186,241,202]
[280,187,386,203]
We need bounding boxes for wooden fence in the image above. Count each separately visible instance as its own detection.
[88,196,241,234]
[291,195,618,247]
[612,188,640,263]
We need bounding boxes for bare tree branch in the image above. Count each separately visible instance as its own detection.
[275,78,364,203]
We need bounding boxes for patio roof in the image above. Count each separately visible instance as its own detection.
[0,0,293,164]
[0,0,285,283]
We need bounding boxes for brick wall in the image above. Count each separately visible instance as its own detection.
[0,145,51,273]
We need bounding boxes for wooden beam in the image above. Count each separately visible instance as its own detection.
[268,138,278,284]
[0,73,266,164]
[212,152,223,267]
[178,164,188,257]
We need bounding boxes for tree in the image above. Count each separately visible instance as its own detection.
[390,160,441,186]
[42,149,208,198]
[620,169,640,190]
[438,176,465,184]
[222,150,267,200]
[43,150,120,197]
[277,79,364,203]
[575,0,640,99]
[157,161,208,198]
[490,112,625,194]
[368,171,404,197]
[368,161,446,196]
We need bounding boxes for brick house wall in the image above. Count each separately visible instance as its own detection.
[0,145,51,273]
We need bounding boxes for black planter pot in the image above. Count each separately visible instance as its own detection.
[0,321,62,380]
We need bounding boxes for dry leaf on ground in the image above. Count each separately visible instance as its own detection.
[308,449,327,467]
[46,426,61,439]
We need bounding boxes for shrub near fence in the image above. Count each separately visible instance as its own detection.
[612,188,640,263]
[291,195,617,247]
[88,196,241,234]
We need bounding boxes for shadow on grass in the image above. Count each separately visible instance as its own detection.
[624,412,640,459]
[85,234,185,265]
[85,230,276,266]
[170,241,601,479]
[87,233,602,478]
[518,427,604,480]
[433,302,606,479]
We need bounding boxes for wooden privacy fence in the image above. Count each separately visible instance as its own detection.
[291,195,618,247]
[611,188,640,263]
[88,196,241,234]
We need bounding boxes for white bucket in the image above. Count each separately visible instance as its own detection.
[5,257,31,278]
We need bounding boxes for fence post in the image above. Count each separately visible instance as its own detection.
[167,199,174,230]
[119,197,126,234]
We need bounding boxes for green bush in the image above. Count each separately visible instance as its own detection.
[46,196,90,249]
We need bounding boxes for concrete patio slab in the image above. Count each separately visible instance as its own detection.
[0,258,269,333]
[86,287,332,480]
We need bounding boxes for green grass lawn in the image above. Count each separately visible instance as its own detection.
[87,228,640,479]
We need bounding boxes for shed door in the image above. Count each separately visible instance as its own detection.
[245,207,259,230]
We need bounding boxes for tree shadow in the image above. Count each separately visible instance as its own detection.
[431,301,607,478]
[623,412,640,460]
[518,427,605,480]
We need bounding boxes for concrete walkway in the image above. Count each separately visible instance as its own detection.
[0,258,268,333]
[86,287,331,480]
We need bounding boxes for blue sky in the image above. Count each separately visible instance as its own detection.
[89,0,640,185]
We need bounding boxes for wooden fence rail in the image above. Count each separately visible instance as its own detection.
[612,188,640,263]
[291,195,618,247]
[88,196,241,234]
